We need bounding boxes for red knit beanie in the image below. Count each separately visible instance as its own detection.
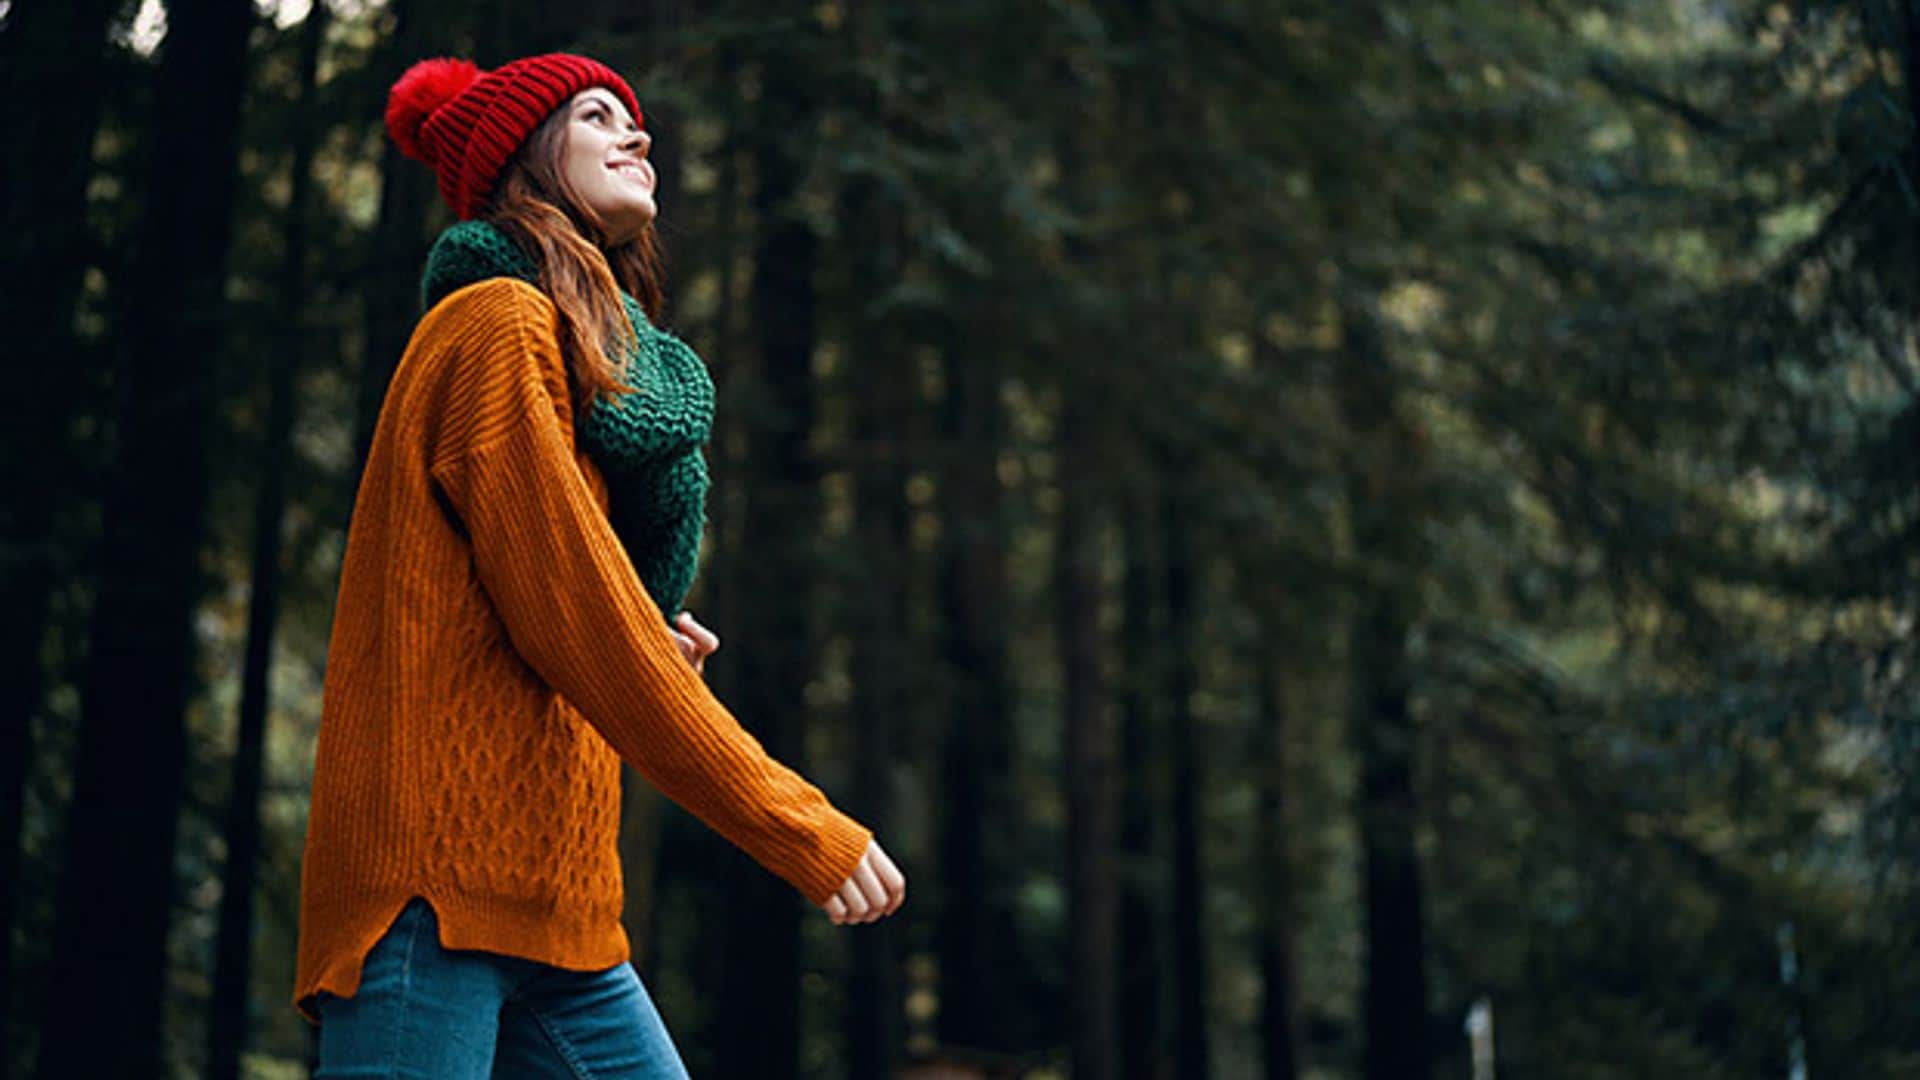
[386,53,644,220]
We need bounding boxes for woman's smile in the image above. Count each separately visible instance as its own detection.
[607,157,653,191]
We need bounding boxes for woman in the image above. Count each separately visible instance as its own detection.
[294,53,905,1077]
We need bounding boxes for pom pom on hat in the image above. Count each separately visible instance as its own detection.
[387,57,482,163]
[383,52,644,220]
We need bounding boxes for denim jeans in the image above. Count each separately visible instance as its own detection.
[314,898,690,1079]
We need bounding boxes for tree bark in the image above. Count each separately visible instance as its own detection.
[844,341,908,1080]
[840,13,909,1070]
[1060,395,1119,1080]
[207,6,329,1077]
[1337,304,1433,1080]
[472,0,583,67]
[1257,651,1303,1080]
[1119,492,1166,1080]
[1350,599,1428,1080]
[0,1,121,1070]
[715,43,821,1080]
[1905,0,1920,268]
[351,0,444,487]
[699,36,746,708]
[34,1,256,1076]
[934,324,1020,1054]
[1162,492,1211,1080]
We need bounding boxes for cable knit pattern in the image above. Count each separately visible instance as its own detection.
[293,277,871,1022]
[422,220,714,616]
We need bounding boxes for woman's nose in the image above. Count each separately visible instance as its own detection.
[624,128,651,156]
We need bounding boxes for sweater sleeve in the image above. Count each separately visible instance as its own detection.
[424,279,872,905]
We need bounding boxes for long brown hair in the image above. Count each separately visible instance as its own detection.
[484,99,667,406]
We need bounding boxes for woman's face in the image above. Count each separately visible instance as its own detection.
[560,87,655,245]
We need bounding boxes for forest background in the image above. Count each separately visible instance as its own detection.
[3,0,1917,1077]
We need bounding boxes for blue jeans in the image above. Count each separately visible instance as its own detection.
[314,898,690,1079]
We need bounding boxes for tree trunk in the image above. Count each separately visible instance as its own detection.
[1161,493,1211,1080]
[1119,492,1166,1080]
[34,1,256,1076]
[844,354,908,1080]
[1338,304,1432,1080]
[933,323,1020,1054]
[1060,395,1119,1080]
[1351,599,1428,1080]
[840,19,909,1071]
[207,7,328,1077]
[472,0,583,66]
[1906,1,1920,268]
[616,775,665,967]
[1257,651,1303,1080]
[0,1,121,1070]
[715,45,821,1080]
[698,36,746,708]
[352,0,442,487]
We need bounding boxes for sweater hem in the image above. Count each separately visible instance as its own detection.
[292,886,630,1025]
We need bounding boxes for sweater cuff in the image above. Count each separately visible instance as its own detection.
[785,811,876,907]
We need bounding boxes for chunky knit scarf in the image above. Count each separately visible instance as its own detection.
[420,220,712,618]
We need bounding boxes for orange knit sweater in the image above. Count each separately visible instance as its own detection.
[293,278,872,1021]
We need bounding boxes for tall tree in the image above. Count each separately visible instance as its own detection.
[1118,6,1214,1070]
[352,0,443,483]
[1255,645,1303,1080]
[1161,483,1210,1079]
[932,320,1021,1058]
[841,291,910,1080]
[0,2,125,1067]
[34,0,257,1075]
[839,6,910,1074]
[207,5,330,1078]
[1338,302,1433,1080]
[1117,492,1167,1080]
[715,24,823,1080]
[925,9,1029,1057]
[1237,338,1317,1080]
[1059,391,1120,1080]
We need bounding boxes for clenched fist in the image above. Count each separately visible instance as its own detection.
[820,839,906,925]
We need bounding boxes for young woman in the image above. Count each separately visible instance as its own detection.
[293,53,905,1077]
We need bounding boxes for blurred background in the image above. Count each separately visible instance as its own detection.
[4,0,1918,1076]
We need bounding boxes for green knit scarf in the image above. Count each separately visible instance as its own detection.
[420,220,712,619]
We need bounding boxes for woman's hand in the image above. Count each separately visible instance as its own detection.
[819,839,906,926]
[670,611,720,675]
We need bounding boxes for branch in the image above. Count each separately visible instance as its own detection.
[1586,59,1732,136]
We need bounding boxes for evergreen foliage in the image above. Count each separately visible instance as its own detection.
[2,0,1915,1075]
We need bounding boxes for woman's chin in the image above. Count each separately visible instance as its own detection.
[606,202,656,245]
